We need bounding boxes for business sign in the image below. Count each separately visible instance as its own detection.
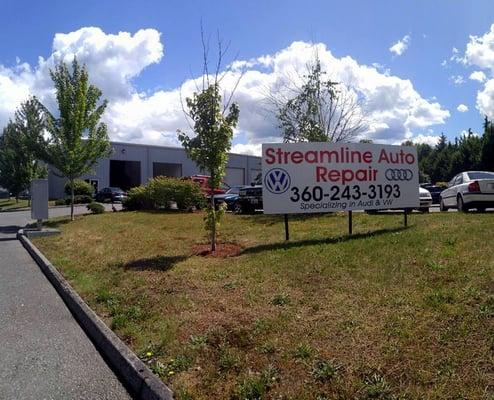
[262,142,419,214]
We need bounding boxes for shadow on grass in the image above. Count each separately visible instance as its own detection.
[121,255,189,272]
[241,226,409,255]
[26,218,73,229]
[239,213,335,226]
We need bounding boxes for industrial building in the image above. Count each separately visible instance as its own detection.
[48,141,261,199]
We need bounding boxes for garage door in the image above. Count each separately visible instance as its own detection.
[225,167,245,186]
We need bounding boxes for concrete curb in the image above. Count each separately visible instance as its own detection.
[17,229,174,400]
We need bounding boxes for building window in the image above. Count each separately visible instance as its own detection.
[153,162,182,178]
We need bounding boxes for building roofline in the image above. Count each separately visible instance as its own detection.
[109,140,261,159]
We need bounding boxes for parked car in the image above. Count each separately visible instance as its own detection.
[236,185,263,213]
[440,171,494,212]
[183,175,228,197]
[95,187,127,203]
[420,183,444,204]
[418,186,433,212]
[0,187,9,199]
[213,185,244,210]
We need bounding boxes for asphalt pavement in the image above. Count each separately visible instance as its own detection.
[0,205,131,400]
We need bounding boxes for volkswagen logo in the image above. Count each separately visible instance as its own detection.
[264,168,291,194]
[385,168,414,181]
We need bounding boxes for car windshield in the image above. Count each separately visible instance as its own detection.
[109,187,123,192]
[467,172,494,180]
[227,187,241,194]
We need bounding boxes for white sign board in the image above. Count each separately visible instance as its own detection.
[262,142,419,214]
[31,179,49,220]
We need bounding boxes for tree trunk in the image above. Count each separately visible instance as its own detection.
[70,179,75,221]
[210,188,216,253]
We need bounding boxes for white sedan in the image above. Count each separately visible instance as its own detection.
[440,171,494,212]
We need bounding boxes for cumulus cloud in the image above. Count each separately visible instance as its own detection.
[389,35,411,56]
[457,104,469,113]
[412,134,440,146]
[462,24,494,119]
[0,28,449,154]
[469,70,486,82]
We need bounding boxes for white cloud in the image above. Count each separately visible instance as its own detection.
[411,134,440,146]
[450,75,465,85]
[469,70,486,82]
[462,24,494,119]
[457,104,469,113]
[0,29,449,153]
[389,35,411,56]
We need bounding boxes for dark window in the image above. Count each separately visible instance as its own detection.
[467,172,494,180]
[152,162,182,178]
[109,160,141,191]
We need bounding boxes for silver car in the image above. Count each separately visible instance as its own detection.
[440,171,494,212]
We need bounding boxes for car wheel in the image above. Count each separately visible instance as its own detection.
[233,202,242,214]
[457,195,468,212]
[477,207,486,213]
[439,200,448,212]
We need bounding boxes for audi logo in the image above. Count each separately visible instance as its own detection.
[385,168,414,181]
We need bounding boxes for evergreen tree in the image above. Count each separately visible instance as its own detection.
[481,117,494,171]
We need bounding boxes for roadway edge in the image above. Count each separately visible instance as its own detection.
[17,229,174,400]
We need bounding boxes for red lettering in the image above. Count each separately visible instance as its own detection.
[316,166,328,182]
[328,170,340,182]
[265,147,275,164]
[362,151,372,163]
[291,151,303,164]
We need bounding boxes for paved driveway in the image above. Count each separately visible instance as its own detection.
[0,205,132,399]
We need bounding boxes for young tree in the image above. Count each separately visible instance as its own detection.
[271,57,365,143]
[178,31,240,252]
[40,58,111,220]
[0,98,47,201]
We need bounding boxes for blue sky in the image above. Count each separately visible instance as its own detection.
[1,0,494,154]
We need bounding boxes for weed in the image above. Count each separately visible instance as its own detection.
[189,334,208,350]
[312,359,341,382]
[293,343,313,360]
[232,365,279,400]
[426,260,445,271]
[258,342,277,355]
[362,372,391,399]
[218,346,240,372]
[424,290,455,308]
[272,293,290,306]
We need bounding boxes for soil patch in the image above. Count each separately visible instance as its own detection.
[192,242,243,257]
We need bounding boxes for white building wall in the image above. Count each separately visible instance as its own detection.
[48,141,261,199]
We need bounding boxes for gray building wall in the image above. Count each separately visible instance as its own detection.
[48,141,261,199]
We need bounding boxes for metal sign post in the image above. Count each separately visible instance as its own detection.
[284,214,289,241]
[348,211,353,235]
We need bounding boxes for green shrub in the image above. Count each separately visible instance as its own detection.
[64,179,94,196]
[87,202,105,214]
[123,177,205,211]
[54,199,65,206]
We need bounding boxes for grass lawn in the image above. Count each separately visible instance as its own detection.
[33,211,494,399]
[0,198,30,211]
[0,198,57,211]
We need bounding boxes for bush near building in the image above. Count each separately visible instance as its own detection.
[87,202,105,214]
[64,179,94,197]
[123,176,205,211]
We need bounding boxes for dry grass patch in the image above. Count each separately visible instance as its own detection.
[34,211,494,399]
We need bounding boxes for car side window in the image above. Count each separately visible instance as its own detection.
[448,177,455,187]
[454,175,463,186]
